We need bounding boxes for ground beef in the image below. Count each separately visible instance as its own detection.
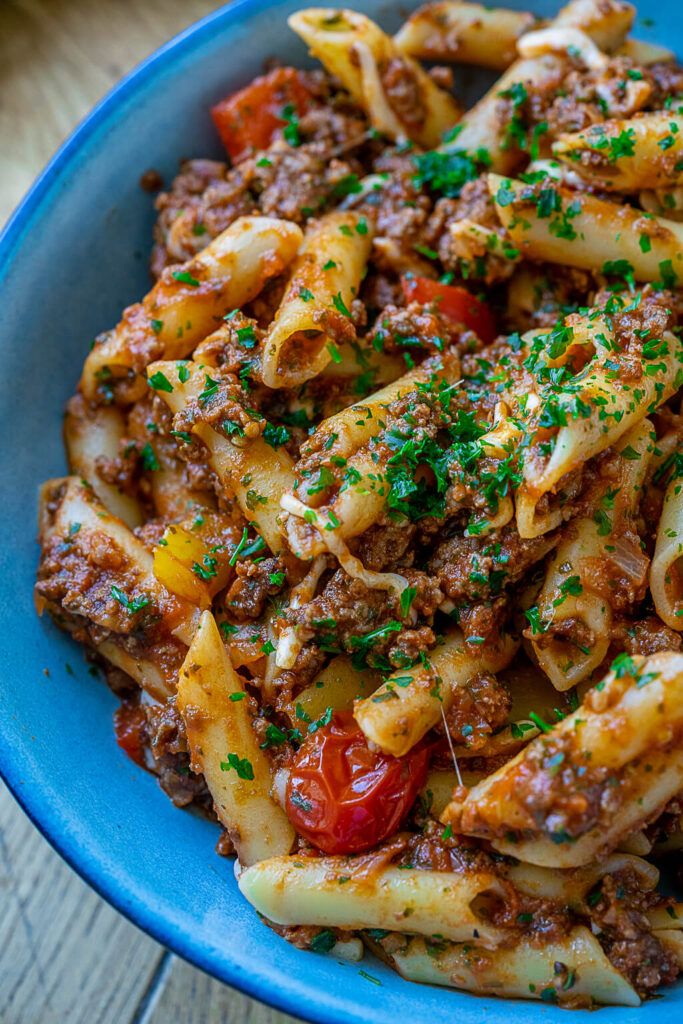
[355,521,417,571]
[591,875,679,997]
[443,670,511,749]
[367,301,461,356]
[611,616,683,656]
[643,61,683,110]
[288,569,437,668]
[367,152,434,246]
[429,524,558,603]
[423,176,517,282]
[151,159,256,276]
[144,701,212,809]
[380,58,426,129]
[529,615,596,654]
[224,556,287,621]
[151,92,372,274]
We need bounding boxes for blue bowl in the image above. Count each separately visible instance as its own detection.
[0,2,679,1021]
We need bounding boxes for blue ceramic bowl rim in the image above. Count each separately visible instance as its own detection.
[0,3,326,1019]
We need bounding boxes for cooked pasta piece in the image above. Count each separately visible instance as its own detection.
[35,477,196,700]
[63,394,144,528]
[283,353,461,561]
[530,420,654,690]
[394,2,539,69]
[490,173,683,283]
[287,8,461,147]
[443,651,683,866]
[370,928,640,1007]
[449,0,634,171]
[651,468,683,629]
[616,37,675,63]
[261,211,372,389]
[553,113,683,191]
[286,655,381,719]
[177,610,295,864]
[146,359,294,553]
[354,628,518,756]
[514,314,682,540]
[451,55,562,173]
[81,217,302,403]
[238,854,511,947]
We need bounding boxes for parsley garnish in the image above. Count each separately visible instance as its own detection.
[172,270,200,286]
[111,585,150,614]
[220,753,254,780]
[148,371,173,393]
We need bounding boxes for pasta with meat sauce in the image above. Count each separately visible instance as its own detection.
[35,0,683,1008]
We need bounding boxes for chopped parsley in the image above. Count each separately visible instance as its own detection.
[220,753,254,780]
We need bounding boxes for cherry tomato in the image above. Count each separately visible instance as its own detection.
[285,711,431,855]
[400,275,497,345]
[113,702,147,767]
[211,68,312,164]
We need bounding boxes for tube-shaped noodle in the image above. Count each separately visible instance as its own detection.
[288,8,461,148]
[261,212,372,389]
[177,611,295,864]
[553,113,683,191]
[443,651,683,867]
[63,394,143,528]
[490,173,683,283]
[371,928,640,1007]
[651,470,683,629]
[395,2,539,69]
[354,628,518,756]
[147,360,294,553]
[531,420,654,690]
[238,854,512,948]
[81,217,302,403]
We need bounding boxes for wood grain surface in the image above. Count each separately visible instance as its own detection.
[0,2,302,1021]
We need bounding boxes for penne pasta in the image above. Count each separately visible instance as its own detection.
[394,2,539,70]
[177,610,295,865]
[490,172,683,283]
[288,8,461,148]
[650,468,683,629]
[63,393,144,528]
[146,359,294,553]
[448,0,634,172]
[261,211,372,389]
[530,420,654,690]
[514,314,682,540]
[553,113,683,191]
[284,353,461,563]
[81,217,302,403]
[35,477,197,700]
[443,651,683,866]
[371,928,640,1007]
[238,854,511,947]
[354,628,518,756]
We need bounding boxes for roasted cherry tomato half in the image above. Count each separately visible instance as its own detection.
[400,275,497,345]
[211,67,312,164]
[285,711,431,855]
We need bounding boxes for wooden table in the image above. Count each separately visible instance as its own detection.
[0,3,302,1021]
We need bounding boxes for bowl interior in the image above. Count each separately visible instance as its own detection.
[0,1,679,1021]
